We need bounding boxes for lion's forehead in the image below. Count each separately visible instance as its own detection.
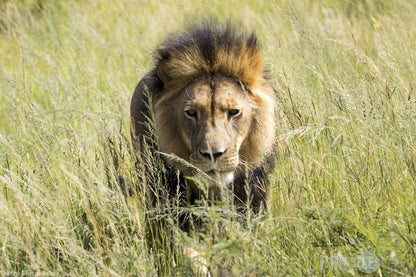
[185,77,246,111]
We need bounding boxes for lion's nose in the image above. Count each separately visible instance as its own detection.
[199,149,226,161]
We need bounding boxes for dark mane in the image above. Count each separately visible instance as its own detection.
[153,20,265,92]
[156,21,258,65]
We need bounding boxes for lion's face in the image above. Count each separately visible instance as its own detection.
[154,73,275,186]
[173,75,253,183]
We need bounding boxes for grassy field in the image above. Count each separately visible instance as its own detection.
[1,0,415,275]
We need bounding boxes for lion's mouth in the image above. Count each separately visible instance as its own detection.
[190,157,239,172]
[188,153,238,185]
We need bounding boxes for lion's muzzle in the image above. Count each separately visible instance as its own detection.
[189,149,239,176]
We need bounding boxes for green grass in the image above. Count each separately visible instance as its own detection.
[1,0,415,275]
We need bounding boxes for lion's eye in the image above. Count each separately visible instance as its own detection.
[228,109,240,117]
[185,109,197,118]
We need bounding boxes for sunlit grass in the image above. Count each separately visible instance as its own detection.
[1,0,415,275]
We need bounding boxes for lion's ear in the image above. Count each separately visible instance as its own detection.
[156,61,171,85]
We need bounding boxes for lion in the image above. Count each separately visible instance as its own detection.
[130,21,276,216]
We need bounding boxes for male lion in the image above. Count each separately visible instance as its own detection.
[130,21,276,217]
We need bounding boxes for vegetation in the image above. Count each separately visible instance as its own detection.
[0,0,415,275]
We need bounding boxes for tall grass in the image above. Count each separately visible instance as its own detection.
[1,0,415,275]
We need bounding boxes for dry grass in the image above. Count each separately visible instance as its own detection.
[0,0,415,275]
